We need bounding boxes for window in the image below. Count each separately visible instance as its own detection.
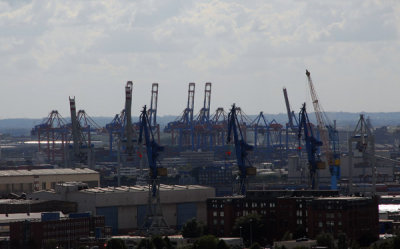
[220,211,224,217]
[42,182,46,190]
[213,211,217,217]
[318,222,323,228]
[213,219,217,225]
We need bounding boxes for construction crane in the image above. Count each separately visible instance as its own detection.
[298,103,324,189]
[306,70,340,190]
[138,105,169,234]
[227,104,256,195]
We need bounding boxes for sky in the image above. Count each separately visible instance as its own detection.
[0,0,399,119]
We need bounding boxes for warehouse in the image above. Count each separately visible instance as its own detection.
[30,183,215,234]
[0,168,99,195]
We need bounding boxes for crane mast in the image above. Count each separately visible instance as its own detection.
[306,70,340,190]
[298,103,324,189]
[124,81,134,158]
[227,104,255,195]
[138,105,169,234]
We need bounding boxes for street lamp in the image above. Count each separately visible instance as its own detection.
[250,218,253,246]
[239,226,243,248]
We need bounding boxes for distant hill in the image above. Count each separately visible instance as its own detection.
[1,112,400,136]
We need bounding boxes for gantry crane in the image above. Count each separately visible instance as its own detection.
[298,103,324,189]
[306,70,340,190]
[138,105,169,234]
[227,104,256,195]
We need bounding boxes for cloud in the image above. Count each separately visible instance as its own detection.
[0,0,400,118]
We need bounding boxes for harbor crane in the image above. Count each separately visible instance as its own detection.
[138,105,169,234]
[298,103,324,189]
[69,97,90,164]
[306,70,340,190]
[227,104,256,195]
[283,87,299,131]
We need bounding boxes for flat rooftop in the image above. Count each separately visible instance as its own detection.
[80,184,212,194]
[0,168,98,177]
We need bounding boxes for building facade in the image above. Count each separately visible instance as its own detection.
[207,190,379,243]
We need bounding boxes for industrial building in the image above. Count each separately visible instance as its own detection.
[0,168,99,195]
[10,212,110,249]
[30,182,215,234]
[207,190,379,244]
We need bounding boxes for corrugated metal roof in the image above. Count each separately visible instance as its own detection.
[0,168,98,177]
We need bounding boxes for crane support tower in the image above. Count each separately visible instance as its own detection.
[227,104,256,195]
[348,114,376,195]
[138,105,169,234]
[306,70,340,190]
[298,103,324,189]
[124,81,134,159]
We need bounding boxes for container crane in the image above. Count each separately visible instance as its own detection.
[69,97,88,164]
[227,104,256,195]
[194,82,212,149]
[164,83,195,150]
[298,103,324,189]
[138,105,169,234]
[306,70,340,190]
[283,87,299,131]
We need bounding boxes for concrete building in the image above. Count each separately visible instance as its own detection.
[30,183,215,234]
[0,168,99,195]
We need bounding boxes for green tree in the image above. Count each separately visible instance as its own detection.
[193,235,218,249]
[249,242,262,249]
[232,213,267,246]
[182,218,205,238]
[337,233,348,249]
[217,239,229,249]
[152,236,166,249]
[316,232,335,249]
[43,239,58,249]
[163,236,174,249]
[137,238,154,249]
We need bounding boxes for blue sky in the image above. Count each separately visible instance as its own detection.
[0,0,399,118]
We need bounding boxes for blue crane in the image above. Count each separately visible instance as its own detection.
[138,105,168,233]
[227,104,255,195]
[138,105,165,197]
[298,103,324,189]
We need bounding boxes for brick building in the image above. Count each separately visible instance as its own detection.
[10,213,111,249]
[207,190,379,243]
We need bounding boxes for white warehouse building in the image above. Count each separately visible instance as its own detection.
[30,182,215,234]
